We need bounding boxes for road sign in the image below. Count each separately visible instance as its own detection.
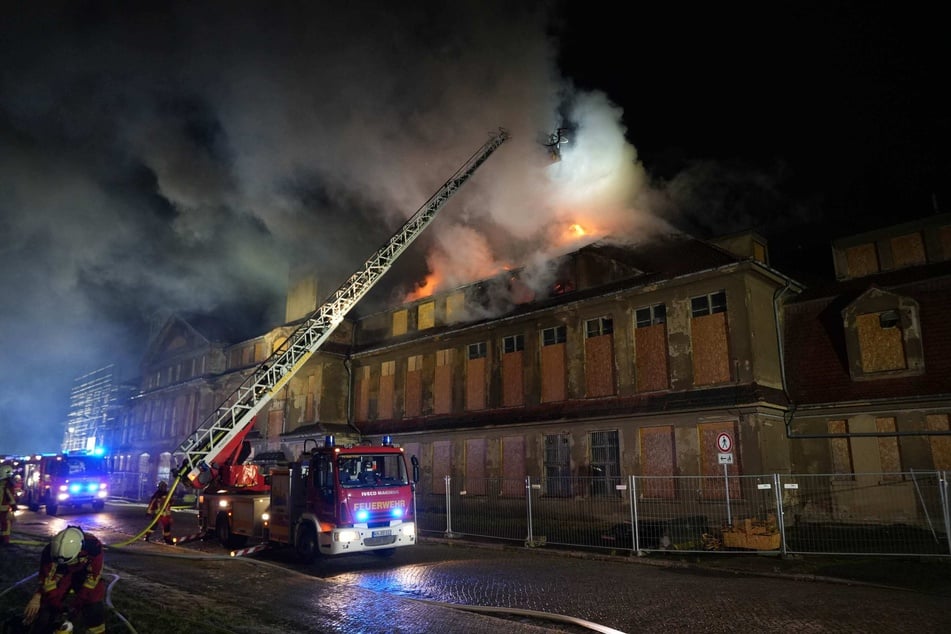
[716,432,733,453]
[718,453,734,464]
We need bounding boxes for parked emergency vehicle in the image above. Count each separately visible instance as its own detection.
[199,435,419,561]
[166,131,507,561]
[23,452,109,516]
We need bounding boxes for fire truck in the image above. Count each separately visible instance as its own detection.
[23,451,110,516]
[171,130,508,561]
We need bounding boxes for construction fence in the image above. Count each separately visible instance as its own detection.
[415,471,951,557]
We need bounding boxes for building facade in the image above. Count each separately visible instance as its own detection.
[105,215,951,506]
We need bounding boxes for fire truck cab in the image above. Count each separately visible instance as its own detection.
[24,452,110,516]
[198,436,420,562]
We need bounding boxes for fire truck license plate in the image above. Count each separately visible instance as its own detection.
[372,529,392,538]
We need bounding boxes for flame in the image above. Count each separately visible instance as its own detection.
[553,221,599,247]
[405,270,443,302]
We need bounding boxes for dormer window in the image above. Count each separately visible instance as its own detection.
[842,289,924,381]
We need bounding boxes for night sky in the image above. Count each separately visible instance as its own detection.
[1,1,945,454]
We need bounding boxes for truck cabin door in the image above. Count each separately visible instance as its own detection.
[314,453,336,519]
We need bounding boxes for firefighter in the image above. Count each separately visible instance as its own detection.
[1,464,17,546]
[22,526,106,634]
[146,481,174,544]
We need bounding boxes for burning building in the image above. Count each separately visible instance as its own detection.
[103,213,951,506]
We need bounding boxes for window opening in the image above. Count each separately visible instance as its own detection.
[542,325,566,346]
[635,304,666,328]
[585,316,613,338]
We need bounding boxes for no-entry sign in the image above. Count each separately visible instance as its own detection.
[716,432,733,453]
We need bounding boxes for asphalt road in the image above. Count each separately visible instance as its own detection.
[3,502,950,633]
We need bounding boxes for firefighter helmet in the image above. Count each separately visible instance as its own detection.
[50,526,84,565]
[0,465,12,480]
[157,480,168,492]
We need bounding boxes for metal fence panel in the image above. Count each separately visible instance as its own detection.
[779,472,950,556]
[420,471,950,558]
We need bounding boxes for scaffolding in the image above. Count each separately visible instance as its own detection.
[64,365,122,452]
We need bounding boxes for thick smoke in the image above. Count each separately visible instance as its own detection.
[0,2,661,454]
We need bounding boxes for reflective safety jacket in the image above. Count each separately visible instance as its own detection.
[37,532,106,607]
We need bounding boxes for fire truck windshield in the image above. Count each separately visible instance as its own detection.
[338,454,408,488]
[51,456,109,478]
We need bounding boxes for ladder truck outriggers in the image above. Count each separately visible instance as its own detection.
[166,129,508,562]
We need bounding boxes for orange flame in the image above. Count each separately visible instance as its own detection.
[554,221,598,247]
[405,270,443,302]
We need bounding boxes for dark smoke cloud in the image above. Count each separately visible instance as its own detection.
[1,2,664,454]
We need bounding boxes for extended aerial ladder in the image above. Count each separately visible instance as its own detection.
[174,129,509,489]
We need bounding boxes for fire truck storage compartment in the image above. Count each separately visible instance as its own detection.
[266,467,304,544]
[230,495,270,537]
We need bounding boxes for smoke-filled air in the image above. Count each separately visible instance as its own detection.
[0,2,668,454]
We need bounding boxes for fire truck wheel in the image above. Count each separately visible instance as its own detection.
[216,513,247,549]
[294,524,318,564]
[92,500,105,512]
[46,503,58,517]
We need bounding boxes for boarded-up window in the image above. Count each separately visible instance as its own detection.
[434,349,453,415]
[828,419,853,480]
[634,305,669,392]
[404,355,422,418]
[926,414,951,470]
[354,366,370,422]
[466,343,486,411]
[856,312,906,372]
[876,417,901,479]
[692,312,731,385]
[640,426,674,498]
[465,439,487,495]
[891,233,926,269]
[502,335,524,407]
[392,310,408,336]
[418,301,435,330]
[267,409,283,440]
[845,243,880,278]
[585,317,615,397]
[432,440,451,494]
[699,422,741,499]
[305,373,317,422]
[501,436,525,497]
[540,326,567,403]
[379,361,395,420]
[446,292,465,323]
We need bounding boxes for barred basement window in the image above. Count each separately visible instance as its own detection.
[585,316,613,338]
[691,291,727,317]
[542,325,566,346]
[503,334,524,353]
[468,342,487,359]
[635,304,666,328]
